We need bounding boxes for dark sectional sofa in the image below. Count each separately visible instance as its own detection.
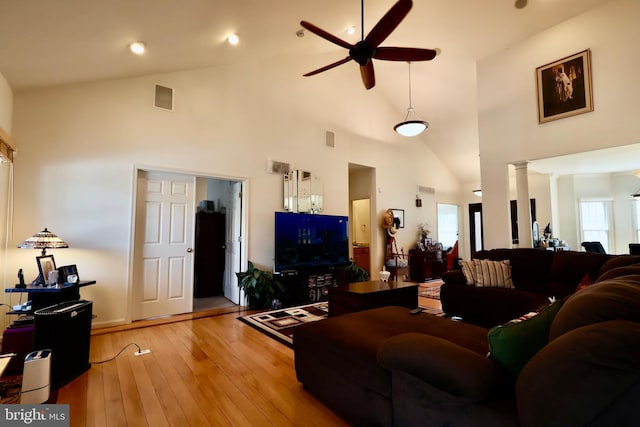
[293,251,640,427]
[441,248,640,327]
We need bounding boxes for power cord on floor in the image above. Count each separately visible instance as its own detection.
[90,342,151,365]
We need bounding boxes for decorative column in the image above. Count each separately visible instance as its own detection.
[514,161,533,248]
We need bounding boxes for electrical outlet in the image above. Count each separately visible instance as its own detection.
[134,349,151,356]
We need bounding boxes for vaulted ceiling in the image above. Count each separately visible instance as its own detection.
[0,0,611,184]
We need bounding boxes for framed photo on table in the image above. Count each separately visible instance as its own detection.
[536,49,593,124]
[36,255,56,285]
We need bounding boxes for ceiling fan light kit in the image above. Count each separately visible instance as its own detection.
[395,61,427,137]
[394,118,428,137]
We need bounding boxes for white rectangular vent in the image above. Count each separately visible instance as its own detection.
[268,160,291,174]
[325,131,335,148]
[154,84,174,110]
[418,185,435,194]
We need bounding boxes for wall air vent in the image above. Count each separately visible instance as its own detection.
[325,131,336,148]
[154,84,174,110]
[418,185,435,194]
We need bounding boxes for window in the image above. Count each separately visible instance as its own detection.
[579,200,612,253]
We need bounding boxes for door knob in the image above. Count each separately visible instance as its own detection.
[187,248,194,253]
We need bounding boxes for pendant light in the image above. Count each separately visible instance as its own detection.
[394,62,428,137]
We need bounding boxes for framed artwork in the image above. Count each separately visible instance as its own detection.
[536,49,593,124]
[391,209,405,229]
[36,254,57,285]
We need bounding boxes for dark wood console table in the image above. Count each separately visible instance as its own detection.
[409,249,445,282]
[5,281,96,313]
[328,280,418,317]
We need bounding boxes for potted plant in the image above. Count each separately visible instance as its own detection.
[236,261,285,309]
[345,261,370,283]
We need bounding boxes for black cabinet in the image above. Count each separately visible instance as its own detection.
[194,211,226,298]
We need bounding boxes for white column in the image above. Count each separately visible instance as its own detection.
[514,161,533,248]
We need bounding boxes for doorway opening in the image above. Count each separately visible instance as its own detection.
[131,168,246,321]
[349,163,376,276]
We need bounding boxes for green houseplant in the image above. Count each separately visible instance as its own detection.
[236,261,285,309]
[345,261,370,283]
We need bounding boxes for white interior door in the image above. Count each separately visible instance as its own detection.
[133,171,195,320]
[223,181,242,304]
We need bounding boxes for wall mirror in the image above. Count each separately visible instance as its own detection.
[283,170,323,213]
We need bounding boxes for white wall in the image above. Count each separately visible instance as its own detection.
[0,72,12,132]
[477,0,640,249]
[10,57,461,327]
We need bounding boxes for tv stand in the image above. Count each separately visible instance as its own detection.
[277,267,350,307]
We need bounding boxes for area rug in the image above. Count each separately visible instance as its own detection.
[418,281,443,300]
[239,302,329,348]
[240,301,446,348]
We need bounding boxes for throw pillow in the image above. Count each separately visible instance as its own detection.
[474,259,514,288]
[460,260,476,285]
[487,301,563,378]
[575,273,593,292]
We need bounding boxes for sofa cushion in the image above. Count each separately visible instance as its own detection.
[294,306,490,399]
[517,320,640,427]
[597,255,640,278]
[487,300,563,378]
[475,259,514,288]
[548,251,610,296]
[595,264,640,283]
[378,333,499,401]
[479,248,554,293]
[549,276,640,341]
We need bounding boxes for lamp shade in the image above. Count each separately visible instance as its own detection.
[18,228,69,256]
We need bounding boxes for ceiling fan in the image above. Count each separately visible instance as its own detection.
[300,0,436,90]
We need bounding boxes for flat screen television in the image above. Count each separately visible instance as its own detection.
[275,212,350,273]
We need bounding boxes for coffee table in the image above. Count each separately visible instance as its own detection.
[328,280,418,317]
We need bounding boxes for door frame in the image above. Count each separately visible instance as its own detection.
[127,164,248,324]
[469,202,483,258]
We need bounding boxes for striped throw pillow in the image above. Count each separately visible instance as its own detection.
[474,259,514,288]
[460,260,477,285]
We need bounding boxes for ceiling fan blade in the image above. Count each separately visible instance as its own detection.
[374,47,437,61]
[300,21,354,50]
[360,61,375,90]
[303,57,352,76]
[365,0,413,48]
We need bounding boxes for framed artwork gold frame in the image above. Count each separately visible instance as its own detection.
[536,49,593,124]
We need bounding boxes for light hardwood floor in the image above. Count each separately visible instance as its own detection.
[56,307,349,427]
[56,294,441,426]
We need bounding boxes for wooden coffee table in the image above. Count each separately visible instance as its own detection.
[328,280,418,317]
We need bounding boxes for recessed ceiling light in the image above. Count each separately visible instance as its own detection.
[129,42,146,55]
[346,26,357,35]
[227,34,240,45]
